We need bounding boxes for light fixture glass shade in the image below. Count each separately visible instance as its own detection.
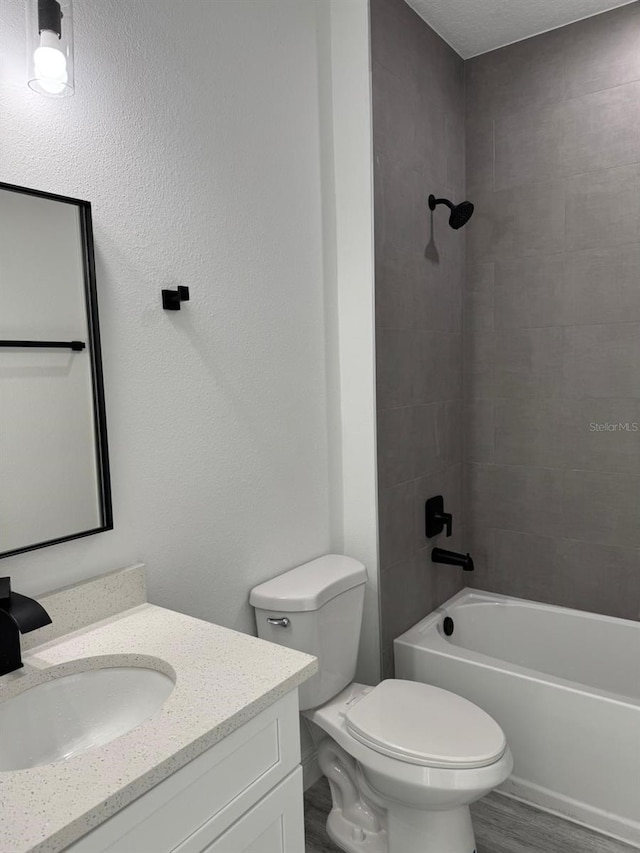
[26,0,75,98]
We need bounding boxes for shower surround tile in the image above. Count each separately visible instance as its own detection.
[562,469,640,548]
[562,324,640,400]
[466,180,565,265]
[378,480,415,570]
[377,406,418,489]
[375,253,416,330]
[377,401,463,490]
[376,328,414,408]
[372,65,420,170]
[466,115,495,194]
[563,1,640,99]
[494,398,565,468]
[464,263,494,331]
[492,328,563,398]
[369,0,418,82]
[412,331,463,403]
[379,555,428,658]
[412,403,445,477]
[562,82,640,176]
[464,399,495,464]
[562,245,640,326]
[374,154,425,259]
[493,255,564,329]
[467,463,565,539]
[490,530,640,619]
[494,81,640,189]
[465,2,640,622]
[565,163,640,252]
[413,254,463,332]
[495,397,640,475]
[494,104,564,191]
[560,398,640,475]
[372,0,466,677]
[466,28,566,121]
[463,324,495,400]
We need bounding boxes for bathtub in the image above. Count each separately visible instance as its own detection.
[394,589,640,848]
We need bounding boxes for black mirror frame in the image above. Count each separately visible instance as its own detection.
[0,181,113,559]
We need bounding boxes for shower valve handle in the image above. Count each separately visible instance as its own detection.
[435,511,452,538]
[425,495,453,539]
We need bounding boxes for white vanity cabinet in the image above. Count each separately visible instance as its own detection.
[66,690,305,853]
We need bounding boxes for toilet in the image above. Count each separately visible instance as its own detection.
[250,555,513,853]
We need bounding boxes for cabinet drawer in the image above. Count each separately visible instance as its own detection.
[67,691,301,853]
[175,767,304,853]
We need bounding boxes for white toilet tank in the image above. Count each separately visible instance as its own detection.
[250,555,367,711]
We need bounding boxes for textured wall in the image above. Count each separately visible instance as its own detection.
[464,3,640,619]
[316,0,380,684]
[0,0,335,635]
[371,0,467,676]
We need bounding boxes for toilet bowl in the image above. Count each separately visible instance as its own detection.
[250,555,513,853]
[305,682,513,853]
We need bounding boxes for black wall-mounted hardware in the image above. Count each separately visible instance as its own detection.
[432,548,475,572]
[425,495,453,538]
[428,194,475,230]
[0,340,86,351]
[0,577,10,609]
[162,286,190,311]
[0,577,52,676]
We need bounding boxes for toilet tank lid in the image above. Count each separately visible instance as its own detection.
[250,555,367,612]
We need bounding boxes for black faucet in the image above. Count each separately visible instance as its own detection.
[432,548,475,572]
[0,578,52,676]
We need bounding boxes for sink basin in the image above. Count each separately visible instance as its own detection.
[0,666,174,770]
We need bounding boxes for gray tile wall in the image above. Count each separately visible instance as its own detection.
[464,2,640,619]
[371,0,467,676]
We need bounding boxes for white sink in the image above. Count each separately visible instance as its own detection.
[0,666,175,770]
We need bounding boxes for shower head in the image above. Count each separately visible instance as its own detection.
[449,200,475,230]
[428,194,475,230]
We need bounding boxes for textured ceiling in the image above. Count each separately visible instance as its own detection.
[404,0,639,58]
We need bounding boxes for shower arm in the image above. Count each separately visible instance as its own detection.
[429,197,455,212]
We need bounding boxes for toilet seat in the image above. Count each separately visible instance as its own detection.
[345,679,507,770]
[307,681,514,813]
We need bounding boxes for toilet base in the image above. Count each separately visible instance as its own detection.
[387,803,475,853]
[318,739,388,853]
[326,807,388,853]
[326,801,476,853]
[317,738,477,853]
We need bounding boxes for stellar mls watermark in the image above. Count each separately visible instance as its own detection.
[589,422,639,432]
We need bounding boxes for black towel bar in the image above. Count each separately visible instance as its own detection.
[0,340,86,352]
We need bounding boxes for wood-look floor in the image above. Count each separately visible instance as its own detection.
[304,778,638,853]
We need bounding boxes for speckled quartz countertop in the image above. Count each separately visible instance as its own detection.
[0,601,317,853]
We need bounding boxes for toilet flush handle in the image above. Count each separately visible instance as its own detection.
[267,617,291,628]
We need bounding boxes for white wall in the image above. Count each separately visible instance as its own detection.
[0,0,380,674]
[0,0,335,635]
[316,0,380,685]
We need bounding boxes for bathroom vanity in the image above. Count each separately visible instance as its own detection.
[0,567,317,853]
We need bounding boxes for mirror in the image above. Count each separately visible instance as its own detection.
[0,182,112,558]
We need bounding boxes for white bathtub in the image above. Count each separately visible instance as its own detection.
[394,589,640,847]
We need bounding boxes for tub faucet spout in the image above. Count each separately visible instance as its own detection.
[431,548,475,572]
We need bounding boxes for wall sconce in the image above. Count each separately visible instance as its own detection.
[26,0,75,97]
